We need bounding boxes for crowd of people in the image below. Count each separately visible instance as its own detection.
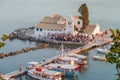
[46,33,92,44]
[38,30,109,45]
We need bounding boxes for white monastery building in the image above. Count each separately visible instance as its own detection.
[34,14,100,37]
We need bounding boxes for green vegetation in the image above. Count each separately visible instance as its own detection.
[0,34,9,79]
[0,34,9,48]
[106,29,120,79]
[0,73,5,80]
[78,3,89,32]
[0,77,5,80]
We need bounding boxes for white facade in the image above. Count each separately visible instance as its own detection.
[34,28,65,37]
[92,24,100,35]
[34,15,83,37]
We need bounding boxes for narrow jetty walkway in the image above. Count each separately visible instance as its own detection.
[3,68,26,80]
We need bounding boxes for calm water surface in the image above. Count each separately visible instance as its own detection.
[0,0,120,80]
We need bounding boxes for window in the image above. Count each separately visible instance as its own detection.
[36,28,39,31]
[78,21,80,24]
[68,22,72,25]
[40,28,42,31]
[59,29,61,31]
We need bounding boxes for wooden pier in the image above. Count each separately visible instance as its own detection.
[3,68,26,80]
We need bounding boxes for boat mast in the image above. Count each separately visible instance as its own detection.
[61,44,64,55]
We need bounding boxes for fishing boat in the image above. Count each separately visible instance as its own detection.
[96,48,110,54]
[92,55,106,61]
[46,63,80,77]
[65,53,88,64]
[58,56,87,65]
[27,63,63,80]
[66,53,88,60]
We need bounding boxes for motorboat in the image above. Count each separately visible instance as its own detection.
[96,48,110,54]
[92,55,106,61]
[58,56,87,65]
[66,53,87,60]
[27,64,63,80]
[66,53,88,64]
[46,63,80,77]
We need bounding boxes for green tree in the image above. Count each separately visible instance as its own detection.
[78,3,89,32]
[0,34,9,48]
[106,29,120,79]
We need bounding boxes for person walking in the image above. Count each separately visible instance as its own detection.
[43,56,46,62]
[19,64,22,71]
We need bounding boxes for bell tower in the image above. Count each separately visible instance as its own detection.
[66,15,75,35]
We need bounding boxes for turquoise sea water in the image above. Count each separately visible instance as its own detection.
[0,0,120,80]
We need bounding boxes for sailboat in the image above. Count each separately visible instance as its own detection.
[45,44,82,77]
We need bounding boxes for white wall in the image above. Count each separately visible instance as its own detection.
[34,16,83,36]
[34,28,65,37]
[92,24,100,35]
[74,18,83,30]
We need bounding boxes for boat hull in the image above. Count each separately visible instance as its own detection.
[96,48,109,54]
[92,56,106,61]
[51,68,78,77]
[27,70,48,80]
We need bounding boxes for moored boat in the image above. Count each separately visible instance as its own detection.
[92,55,106,61]
[58,56,87,65]
[27,64,63,80]
[46,63,80,77]
[66,53,87,60]
[96,48,110,54]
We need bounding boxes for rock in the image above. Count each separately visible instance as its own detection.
[24,48,31,52]
[0,53,5,58]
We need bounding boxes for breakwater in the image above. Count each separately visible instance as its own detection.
[9,27,37,42]
[0,44,49,59]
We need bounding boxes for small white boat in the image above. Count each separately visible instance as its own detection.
[27,65,63,80]
[58,56,87,65]
[96,48,110,54]
[66,53,88,60]
[27,61,39,65]
[92,55,106,61]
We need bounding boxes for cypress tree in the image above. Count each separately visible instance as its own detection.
[78,3,89,32]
